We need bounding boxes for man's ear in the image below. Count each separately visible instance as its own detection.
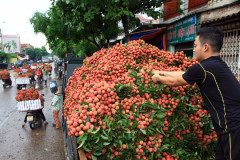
[203,43,209,53]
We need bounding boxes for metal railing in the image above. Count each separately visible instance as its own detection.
[220,29,240,79]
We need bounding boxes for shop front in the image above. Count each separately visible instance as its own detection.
[200,2,240,78]
[167,15,200,57]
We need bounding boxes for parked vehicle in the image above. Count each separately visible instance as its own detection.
[0,62,8,69]
[29,76,36,84]
[0,70,12,88]
[57,61,63,66]
[2,78,12,88]
[17,84,27,90]
[25,110,43,129]
[8,63,15,70]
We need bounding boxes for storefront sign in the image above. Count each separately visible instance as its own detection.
[167,16,196,44]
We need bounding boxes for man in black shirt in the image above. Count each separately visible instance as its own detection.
[152,27,240,160]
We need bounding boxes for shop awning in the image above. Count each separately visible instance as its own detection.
[130,30,159,40]
[138,29,163,41]
[130,29,166,51]
[17,55,29,60]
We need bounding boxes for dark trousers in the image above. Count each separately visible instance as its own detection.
[215,127,240,160]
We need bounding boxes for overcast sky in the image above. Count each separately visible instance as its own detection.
[0,0,52,50]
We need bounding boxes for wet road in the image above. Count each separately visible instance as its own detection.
[0,66,66,160]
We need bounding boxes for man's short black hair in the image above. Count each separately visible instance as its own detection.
[196,27,224,53]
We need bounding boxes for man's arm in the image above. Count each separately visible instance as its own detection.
[152,70,185,78]
[152,74,188,87]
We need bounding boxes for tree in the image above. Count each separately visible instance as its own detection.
[30,0,182,57]
[0,51,7,62]
[51,0,178,42]
[25,46,50,60]
[51,39,99,59]
[30,3,121,52]
[0,51,17,63]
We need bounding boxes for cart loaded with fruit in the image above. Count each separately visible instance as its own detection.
[13,68,30,90]
[16,88,44,111]
[0,70,12,88]
[62,40,218,160]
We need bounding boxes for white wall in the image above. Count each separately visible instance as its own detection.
[208,0,239,9]
[2,35,21,54]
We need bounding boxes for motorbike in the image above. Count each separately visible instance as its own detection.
[2,78,12,88]
[29,76,36,84]
[17,84,27,90]
[25,94,45,129]
[48,71,51,76]
[25,110,43,129]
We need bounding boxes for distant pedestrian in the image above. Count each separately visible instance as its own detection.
[50,89,62,129]
[58,67,63,79]
[36,69,42,84]
[43,68,48,85]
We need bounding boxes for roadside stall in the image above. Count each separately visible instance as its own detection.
[61,56,84,160]
[61,40,217,160]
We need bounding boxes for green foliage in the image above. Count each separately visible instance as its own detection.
[0,52,17,63]
[25,46,50,60]
[30,0,185,56]
[74,40,99,58]
[0,51,7,62]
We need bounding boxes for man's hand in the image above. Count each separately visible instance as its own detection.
[152,69,165,76]
[152,74,161,83]
[152,69,159,75]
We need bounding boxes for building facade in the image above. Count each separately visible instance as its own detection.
[161,0,240,78]
[200,0,240,77]
[1,34,21,54]
[161,0,208,56]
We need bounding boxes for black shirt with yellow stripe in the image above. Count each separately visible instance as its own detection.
[183,56,240,136]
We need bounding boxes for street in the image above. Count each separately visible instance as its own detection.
[0,67,66,160]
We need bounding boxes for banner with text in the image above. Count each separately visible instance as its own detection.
[167,16,197,44]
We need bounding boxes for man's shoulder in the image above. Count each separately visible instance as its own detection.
[187,63,203,71]
[200,59,223,72]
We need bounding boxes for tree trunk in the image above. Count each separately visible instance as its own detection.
[100,38,104,49]
[122,15,130,43]
[107,39,110,48]
[85,36,101,50]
